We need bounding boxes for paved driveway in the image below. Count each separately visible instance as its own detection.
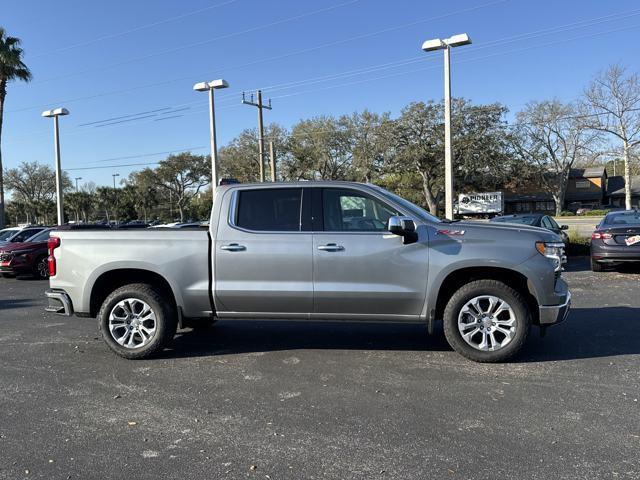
[0,259,638,480]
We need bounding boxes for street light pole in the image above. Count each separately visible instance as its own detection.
[422,33,471,220]
[443,45,453,221]
[112,173,120,189]
[75,177,82,192]
[193,79,229,190]
[42,107,69,226]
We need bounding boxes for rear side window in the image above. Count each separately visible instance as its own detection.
[236,188,302,231]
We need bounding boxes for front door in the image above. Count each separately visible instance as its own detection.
[312,187,429,319]
[215,187,313,316]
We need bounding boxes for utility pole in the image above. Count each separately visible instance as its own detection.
[75,177,82,192]
[269,141,276,182]
[242,90,272,182]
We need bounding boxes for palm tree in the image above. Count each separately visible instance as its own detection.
[0,28,32,228]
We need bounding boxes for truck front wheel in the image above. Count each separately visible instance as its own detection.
[97,283,178,359]
[443,280,531,363]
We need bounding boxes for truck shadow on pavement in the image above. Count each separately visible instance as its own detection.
[0,298,39,311]
[166,321,451,359]
[164,306,640,362]
[520,306,640,362]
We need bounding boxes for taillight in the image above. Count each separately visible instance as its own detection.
[591,231,612,240]
[47,236,61,276]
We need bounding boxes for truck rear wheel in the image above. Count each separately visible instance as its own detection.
[97,283,178,359]
[443,279,531,363]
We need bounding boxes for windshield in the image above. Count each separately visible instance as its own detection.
[0,229,17,241]
[493,216,539,226]
[603,212,640,225]
[26,229,51,242]
[370,186,441,223]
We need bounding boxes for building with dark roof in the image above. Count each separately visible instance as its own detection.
[607,175,640,208]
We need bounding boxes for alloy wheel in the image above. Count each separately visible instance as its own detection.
[457,295,516,351]
[108,298,157,349]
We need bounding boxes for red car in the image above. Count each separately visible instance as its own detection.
[0,229,52,279]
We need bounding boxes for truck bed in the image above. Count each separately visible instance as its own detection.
[50,229,211,318]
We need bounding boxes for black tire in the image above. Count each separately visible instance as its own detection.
[97,283,178,359]
[590,257,604,272]
[33,255,49,279]
[443,279,531,363]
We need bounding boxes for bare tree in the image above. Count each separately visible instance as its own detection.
[583,65,640,210]
[513,100,600,215]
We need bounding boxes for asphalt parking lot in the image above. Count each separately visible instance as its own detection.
[1,259,639,480]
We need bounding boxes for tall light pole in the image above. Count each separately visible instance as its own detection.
[75,177,82,191]
[41,107,70,226]
[112,173,120,189]
[422,33,472,220]
[193,79,229,190]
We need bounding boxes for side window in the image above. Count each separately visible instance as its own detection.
[11,229,41,242]
[236,188,302,231]
[547,216,560,230]
[541,217,553,230]
[322,189,399,232]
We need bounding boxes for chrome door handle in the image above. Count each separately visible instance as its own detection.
[317,243,344,252]
[221,243,246,252]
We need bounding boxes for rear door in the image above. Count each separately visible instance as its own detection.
[214,187,314,316]
[312,187,429,319]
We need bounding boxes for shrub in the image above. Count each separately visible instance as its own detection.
[558,211,576,216]
[565,229,590,256]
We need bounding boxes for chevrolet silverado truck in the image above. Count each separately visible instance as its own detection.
[45,181,570,362]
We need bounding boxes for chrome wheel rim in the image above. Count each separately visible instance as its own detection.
[458,295,516,352]
[37,258,48,278]
[108,298,157,349]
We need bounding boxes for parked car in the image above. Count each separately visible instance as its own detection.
[490,214,569,243]
[45,182,570,363]
[0,228,53,279]
[0,226,49,248]
[0,227,21,242]
[590,210,640,271]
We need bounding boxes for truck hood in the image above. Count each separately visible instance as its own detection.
[448,220,561,242]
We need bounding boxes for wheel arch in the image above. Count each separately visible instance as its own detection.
[89,269,178,318]
[432,266,540,325]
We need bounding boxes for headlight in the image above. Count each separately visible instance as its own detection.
[536,241,566,272]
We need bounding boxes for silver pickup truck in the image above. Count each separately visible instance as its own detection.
[45,181,570,362]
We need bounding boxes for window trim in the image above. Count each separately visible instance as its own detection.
[227,187,307,234]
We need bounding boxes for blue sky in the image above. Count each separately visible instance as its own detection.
[2,0,640,188]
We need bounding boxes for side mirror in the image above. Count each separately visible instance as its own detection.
[388,216,418,245]
[560,225,569,230]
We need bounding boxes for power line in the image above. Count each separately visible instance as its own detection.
[9,14,640,146]
[34,5,633,135]
[9,0,506,112]
[30,0,242,58]
[32,0,362,85]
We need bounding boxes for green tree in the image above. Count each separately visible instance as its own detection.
[5,161,71,223]
[150,152,209,222]
[286,116,355,180]
[0,28,32,228]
